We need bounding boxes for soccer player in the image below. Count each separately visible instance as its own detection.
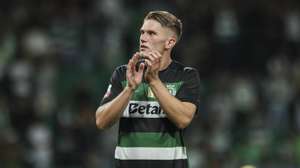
[96,10,201,168]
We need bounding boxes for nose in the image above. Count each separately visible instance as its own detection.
[140,34,147,43]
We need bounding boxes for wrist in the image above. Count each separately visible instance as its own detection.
[146,73,159,85]
[124,85,136,94]
[148,78,161,87]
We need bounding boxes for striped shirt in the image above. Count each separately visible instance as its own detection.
[101,61,201,168]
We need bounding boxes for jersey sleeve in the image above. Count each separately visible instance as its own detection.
[176,68,201,112]
[100,66,125,105]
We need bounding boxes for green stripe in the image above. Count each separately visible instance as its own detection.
[121,81,183,101]
[119,132,183,147]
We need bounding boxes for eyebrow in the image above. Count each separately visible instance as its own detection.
[140,29,158,34]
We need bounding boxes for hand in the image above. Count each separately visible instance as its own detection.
[126,52,146,90]
[142,50,162,83]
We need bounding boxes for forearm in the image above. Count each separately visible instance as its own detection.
[149,80,196,129]
[96,87,134,129]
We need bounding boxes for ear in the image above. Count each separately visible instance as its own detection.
[165,36,177,49]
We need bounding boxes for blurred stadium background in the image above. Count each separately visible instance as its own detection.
[0,0,300,168]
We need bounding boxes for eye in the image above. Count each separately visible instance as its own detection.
[148,31,156,36]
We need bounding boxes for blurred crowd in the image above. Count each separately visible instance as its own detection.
[0,0,300,168]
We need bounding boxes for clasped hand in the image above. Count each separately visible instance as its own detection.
[126,51,162,90]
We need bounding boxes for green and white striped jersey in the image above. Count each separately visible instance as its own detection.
[101,60,201,168]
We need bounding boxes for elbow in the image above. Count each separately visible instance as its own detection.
[95,107,109,130]
[96,117,107,130]
[176,105,196,129]
[176,117,192,129]
[176,123,189,129]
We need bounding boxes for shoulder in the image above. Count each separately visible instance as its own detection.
[172,60,199,75]
[113,64,127,75]
[110,64,127,80]
[115,64,127,72]
[171,61,201,88]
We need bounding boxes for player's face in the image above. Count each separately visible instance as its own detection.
[139,19,173,54]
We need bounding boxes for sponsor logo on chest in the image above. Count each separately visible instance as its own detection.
[123,101,166,118]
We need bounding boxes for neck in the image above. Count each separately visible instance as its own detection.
[159,52,172,71]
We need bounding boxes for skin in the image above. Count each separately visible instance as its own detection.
[96,19,197,129]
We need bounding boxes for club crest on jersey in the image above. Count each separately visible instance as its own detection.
[166,84,177,96]
[146,84,177,99]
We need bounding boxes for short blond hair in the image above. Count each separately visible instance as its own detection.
[144,11,182,41]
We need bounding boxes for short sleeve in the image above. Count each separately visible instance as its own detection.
[100,66,125,105]
[176,68,201,112]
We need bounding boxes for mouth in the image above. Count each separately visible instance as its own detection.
[140,45,149,51]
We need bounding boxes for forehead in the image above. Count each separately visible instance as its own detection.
[141,19,166,31]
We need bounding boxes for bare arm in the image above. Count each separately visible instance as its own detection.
[95,53,145,129]
[95,86,134,129]
[144,51,197,129]
[149,80,196,129]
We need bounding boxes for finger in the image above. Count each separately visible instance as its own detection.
[131,52,140,64]
[138,62,145,73]
[128,59,137,75]
[152,50,162,58]
[150,52,161,64]
[126,60,132,77]
[128,59,133,70]
[144,53,160,68]
[149,52,157,62]
[142,52,156,65]
[144,59,152,68]
[127,64,136,85]
[151,51,162,63]
[131,52,140,59]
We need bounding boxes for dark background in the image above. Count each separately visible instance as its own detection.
[0,0,300,167]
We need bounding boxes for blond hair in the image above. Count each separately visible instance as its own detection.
[144,11,182,40]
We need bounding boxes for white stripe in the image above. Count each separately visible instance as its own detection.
[123,101,166,118]
[115,146,187,160]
